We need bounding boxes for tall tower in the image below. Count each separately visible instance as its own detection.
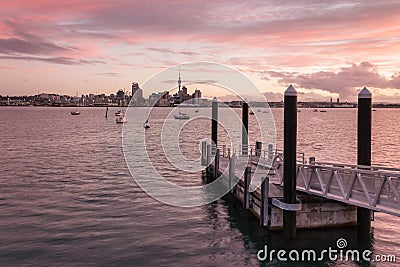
[178,67,182,91]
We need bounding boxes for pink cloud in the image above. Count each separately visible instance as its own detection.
[1,0,400,97]
[265,62,400,100]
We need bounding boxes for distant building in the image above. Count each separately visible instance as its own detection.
[149,91,172,107]
[116,89,125,100]
[131,82,144,106]
[192,89,202,105]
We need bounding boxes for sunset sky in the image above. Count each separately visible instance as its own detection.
[1,0,400,102]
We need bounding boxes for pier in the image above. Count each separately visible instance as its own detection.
[202,85,400,239]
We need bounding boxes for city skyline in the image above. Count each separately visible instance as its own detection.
[1,1,400,102]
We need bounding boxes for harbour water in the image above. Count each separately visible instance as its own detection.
[1,107,400,266]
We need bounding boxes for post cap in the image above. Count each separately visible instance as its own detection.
[212,97,218,102]
[358,87,372,99]
[285,84,297,96]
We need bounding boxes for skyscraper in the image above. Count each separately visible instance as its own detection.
[132,82,139,97]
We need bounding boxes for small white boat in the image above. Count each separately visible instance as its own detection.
[71,110,80,115]
[116,115,128,123]
[249,111,254,115]
[115,110,123,116]
[174,107,190,119]
[174,112,190,120]
[143,119,150,128]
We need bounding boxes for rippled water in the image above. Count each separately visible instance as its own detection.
[1,107,399,266]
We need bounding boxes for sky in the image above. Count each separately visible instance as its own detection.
[1,0,400,102]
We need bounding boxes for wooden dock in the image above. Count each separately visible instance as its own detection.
[205,151,357,230]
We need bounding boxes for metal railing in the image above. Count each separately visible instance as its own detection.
[271,159,400,217]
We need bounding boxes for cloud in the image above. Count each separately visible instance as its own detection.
[264,62,400,100]
[95,72,123,77]
[0,55,104,65]
[0,37,71,55]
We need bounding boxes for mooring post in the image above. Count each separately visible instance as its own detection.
[283,85,298,239]
[255,141,262,157]
[268,144,273,161]
[212,97,218,156]
[206,143,211,173]
[229,154,235,193]
[260,176,269,226]
[243,167,251,209]
[214,149,220,180]
[357,87,372,237]
[201,140,207,166]
[242,100,249,156]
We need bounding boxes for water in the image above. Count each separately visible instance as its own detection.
[0,107,399,266]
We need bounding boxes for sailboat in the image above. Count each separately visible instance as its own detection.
[143,119,150,128]
[71,92,81,115]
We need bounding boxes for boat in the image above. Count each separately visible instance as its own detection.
[297,109,301,112]
[174,107,190,119]
[71,110,80,115]
[249,111,255,115]
[313,109,318,112]
[174,112,190,120]
[319,110,327,113]
[195,109,199,113]
[115,110,123,116]
[373,109,377,111]
[143,119,150,128]
[116,115,128,123]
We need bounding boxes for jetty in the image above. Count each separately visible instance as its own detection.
[202,86,400,239]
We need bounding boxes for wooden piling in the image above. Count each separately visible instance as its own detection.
[283,84,298,239]
[255,141,262,157]
[260,176,269,226]
[357,87,372,237]
[206,144,211,172]
[243,167,251,210]
[229,155,235,193]
[242,100,249,156]
[201,141,207,166]
[212,97,218,153]
[268,144,273,161]
[214,149,220,180]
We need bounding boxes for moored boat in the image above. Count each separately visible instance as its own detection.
[143,119,150,128]
[116,115,128,123]
[174,112,190,120]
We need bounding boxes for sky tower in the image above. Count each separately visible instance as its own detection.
[178,67,182,91]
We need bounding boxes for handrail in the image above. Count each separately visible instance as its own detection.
[314,161,400,173]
